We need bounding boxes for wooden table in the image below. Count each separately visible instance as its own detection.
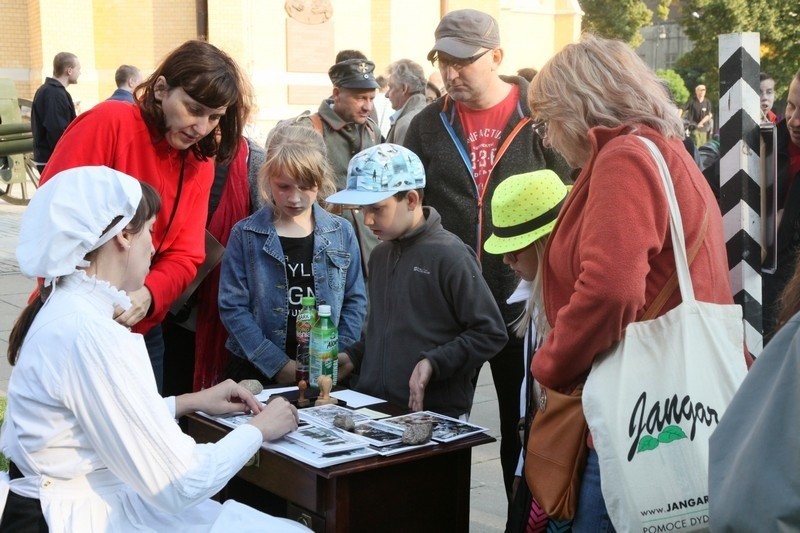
[186,406,494,533]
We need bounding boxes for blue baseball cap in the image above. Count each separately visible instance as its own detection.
[326,144,426,205]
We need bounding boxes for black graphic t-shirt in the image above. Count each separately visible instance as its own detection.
[280,233,315,358]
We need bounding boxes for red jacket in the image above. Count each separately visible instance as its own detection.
[40,101,213,333]
[532,124,745,390]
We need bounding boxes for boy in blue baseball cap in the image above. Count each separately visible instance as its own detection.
[328,143,507,418]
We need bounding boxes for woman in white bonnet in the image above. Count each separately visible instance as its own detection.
[0,166,304,532]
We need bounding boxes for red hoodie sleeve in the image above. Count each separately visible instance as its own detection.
[39,103,212,333]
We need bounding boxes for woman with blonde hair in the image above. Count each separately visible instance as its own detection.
[527,34,750,529]
[219,125,366,386]
[483,169,571,531]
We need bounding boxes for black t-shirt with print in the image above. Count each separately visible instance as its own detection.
[280,233,315,358]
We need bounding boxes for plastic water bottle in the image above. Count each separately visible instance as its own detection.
[309,304,338,387]
[294,296,315,384]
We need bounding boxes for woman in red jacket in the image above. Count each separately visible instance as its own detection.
[527,34,747,531]
[39,40,251,392]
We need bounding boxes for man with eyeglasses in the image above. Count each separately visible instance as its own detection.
[403,8,571,511]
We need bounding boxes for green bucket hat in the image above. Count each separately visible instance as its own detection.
[484,169,570,255]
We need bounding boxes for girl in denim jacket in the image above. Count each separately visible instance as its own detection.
[219,125,367,385]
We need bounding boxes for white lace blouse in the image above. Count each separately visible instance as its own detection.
[0,272,274,531]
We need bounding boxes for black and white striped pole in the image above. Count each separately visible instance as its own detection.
[718,32,762,354]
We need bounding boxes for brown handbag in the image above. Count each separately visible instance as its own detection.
[524,383,588,521]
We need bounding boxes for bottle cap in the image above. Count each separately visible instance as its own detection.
[318,304,332,316]
[301,296,316,307]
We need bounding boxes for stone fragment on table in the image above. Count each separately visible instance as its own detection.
[402,421,433,445]
[333,413,355,432]
[238,379,263,395]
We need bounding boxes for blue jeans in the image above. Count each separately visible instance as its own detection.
[144,324,165,394]
[572,449,616,532]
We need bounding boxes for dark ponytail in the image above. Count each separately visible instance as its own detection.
[7,285,51,365]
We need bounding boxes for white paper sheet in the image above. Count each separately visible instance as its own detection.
[330,389,385,408]
[255,386,297,402]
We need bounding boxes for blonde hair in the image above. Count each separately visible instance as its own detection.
[511,239,552,342]
[261,125,337,213]
[529,33,684,165]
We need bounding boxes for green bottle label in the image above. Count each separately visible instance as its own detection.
[309,317,338,386]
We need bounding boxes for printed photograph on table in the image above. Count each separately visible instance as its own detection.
[203,412,253,431]
[265,437,379,468]
[286,424,369,454]
[380,411,489,443]
[369,439,438,457]
[299,404,373,427]
[352,421,404,446]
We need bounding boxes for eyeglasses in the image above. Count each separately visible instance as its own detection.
[503,240,536,263]
[532,120,548,139]
[433,49,491,72]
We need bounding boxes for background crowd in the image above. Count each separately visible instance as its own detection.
[2,4,799,532]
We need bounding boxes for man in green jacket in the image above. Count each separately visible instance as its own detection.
[293,58,383,273]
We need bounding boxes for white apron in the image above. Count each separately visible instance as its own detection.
[0,407,309,532]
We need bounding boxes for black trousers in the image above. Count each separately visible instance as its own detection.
[483,337,524,500]
[0,463,47,532]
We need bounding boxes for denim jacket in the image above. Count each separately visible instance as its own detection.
[219,203,367,379]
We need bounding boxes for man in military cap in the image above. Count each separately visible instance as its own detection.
[324,58,383,179]
[290,58,383,273]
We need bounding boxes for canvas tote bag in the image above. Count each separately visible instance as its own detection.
[582,136,748,533]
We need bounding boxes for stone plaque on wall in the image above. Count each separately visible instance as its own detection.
[286,17,334,73]
[287,85,331,106]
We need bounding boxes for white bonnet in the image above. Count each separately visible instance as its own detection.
[17,166,142,284]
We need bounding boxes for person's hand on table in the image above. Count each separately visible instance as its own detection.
[248,396,299,441]
[175,379,263,418]
[408,358,433,411]
[113,286,152,327]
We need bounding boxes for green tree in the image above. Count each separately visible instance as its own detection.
[657,68,690,106]
[579,0,653,47]
[655,0,671,21]
[758,3,800,105]
[676,0,800,103]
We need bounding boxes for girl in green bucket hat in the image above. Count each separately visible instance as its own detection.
[485,169,570,336]
[484,168,571,531]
